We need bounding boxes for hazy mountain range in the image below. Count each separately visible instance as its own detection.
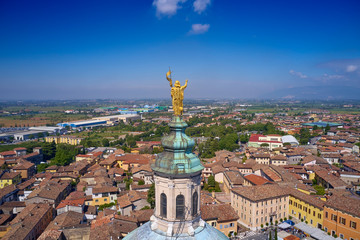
[264,85,360,100]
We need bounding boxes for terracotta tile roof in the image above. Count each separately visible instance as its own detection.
[263,168,282,182]
[12,159,34,170]
[131,164,152,174]
[117,195,133,208]
[45,165,59,170]
[27,181,69,201]
[313,168,347,188]
[37,229,64,240]
[287,188,325,209]
[84,205,97,215]
[130,209,154,223]
[117,190,147,208]
[271,155,287,160]
[201,204,239,222]
[99,157,117,166]
[116,154,153,163]
[244,174,272,185]
[212,165,226,174]
[108,167,125,176]
[16,178,36,190]
[1,172,21,180]
[302,155,328,165]
[90,217,138,239]
[0,213,12,225]
[13,148,26,151]
[131,184,152,190]
[254,153,271,158]
[66,191,86,200]
[44,211,84,231]
[4,203,53,240]
[325,195,360,218]
[343,161,360,172]
[224,171,244,185]
[1,201,26,208]
[200,191,216,205]
[232,184,288,201]
[237,163,255,169]
[0,151,16,157]
[0,185,18,200]
[56,198,85,209]
[113,214,138,223]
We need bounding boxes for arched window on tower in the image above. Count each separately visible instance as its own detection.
[176,194,185,219]
[192,192,198,216]
[160,193,167,218]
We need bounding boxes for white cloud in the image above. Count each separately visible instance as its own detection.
[346,65,358,72]
[289,70,308,79]
[189,23,210,34]
[193,0,211,13]
[153,0,187,17]
[322,73,344,80]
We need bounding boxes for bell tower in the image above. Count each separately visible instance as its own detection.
[150,115,204,236]
[123,70,228,239]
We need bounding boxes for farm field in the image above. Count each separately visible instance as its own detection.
[0,113,92,127]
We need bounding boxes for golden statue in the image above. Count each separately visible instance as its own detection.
[166,69,188,116]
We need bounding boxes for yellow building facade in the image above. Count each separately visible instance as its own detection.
[205,218,238,237]
[45,136,83,145]
[0,172,21,188]
[289,189,324,229]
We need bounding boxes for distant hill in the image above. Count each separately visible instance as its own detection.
[264,85,360,100]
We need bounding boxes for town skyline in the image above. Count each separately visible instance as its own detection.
[1,0,360,100]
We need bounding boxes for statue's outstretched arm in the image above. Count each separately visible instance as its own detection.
[166,70,173,87]
[182,79,188,89]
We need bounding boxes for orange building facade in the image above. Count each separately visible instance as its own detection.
[323,197,360,240]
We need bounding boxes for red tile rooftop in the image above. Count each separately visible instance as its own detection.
[244,174,272,185]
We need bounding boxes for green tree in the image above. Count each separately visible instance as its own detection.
[147,183,155,208]
[208,175,215,188]
[36,163,49,173]
[314,185,325,195]
[269,230,272,240]
[299,128,311,145]
[239,134,249,143]
[42,141,56,161]
[275,227,278,240]
[325,124,330,134]
[138,179,145,185]
[102,138,110,147]
[51,144,79,166]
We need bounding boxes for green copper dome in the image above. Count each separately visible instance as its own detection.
[151,116,204,176]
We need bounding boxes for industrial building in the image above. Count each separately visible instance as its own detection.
[302,121,342,128]
[282,135,300,146]
[57,114,140,129]
[13,130,48,141]
[92,114,140,124]
[29,126,64,134]
[57,119,107,129]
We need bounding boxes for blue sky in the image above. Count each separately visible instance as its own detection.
[0,0,359,99]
